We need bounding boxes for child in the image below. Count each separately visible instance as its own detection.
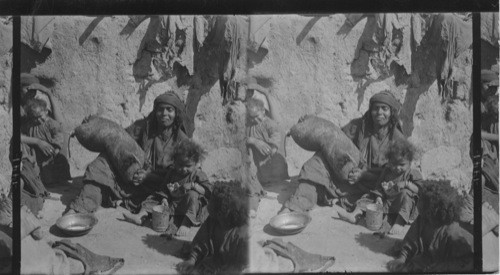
[177,180,249,274]
[387,180,473,272]
[245,97,287,217]
[21,98,71,186]
[123,139,212,236]
[338,139,423,235]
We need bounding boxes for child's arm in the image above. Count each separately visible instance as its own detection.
[197,171,213,198]
[21,135,55,157]
[401,169,424,193]
[183,171,211,197]
[396,180,419,193]
[246,136,273,156]
[182,182,206,195]
[482,130,499,141]
[404,181,419,193]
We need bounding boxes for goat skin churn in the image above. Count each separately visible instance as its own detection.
[73,116,145,184]
[288,115,360,181]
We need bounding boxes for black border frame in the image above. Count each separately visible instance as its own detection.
[5,1,498,273]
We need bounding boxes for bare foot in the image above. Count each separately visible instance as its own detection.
[337,207,362,224]
[389,215,406,235]
[176,225,190,236]
[389,223,404,235]
[122,212,144,225]
[176,217,192,236]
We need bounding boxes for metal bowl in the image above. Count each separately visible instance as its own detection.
[269,212,312,235]
[56,213,98,237]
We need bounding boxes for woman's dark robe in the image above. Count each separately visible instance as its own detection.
[285,114,406,212]
[70,115,187,213]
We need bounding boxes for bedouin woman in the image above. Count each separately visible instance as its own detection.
[281,90,406,213]
[68,92,188,214]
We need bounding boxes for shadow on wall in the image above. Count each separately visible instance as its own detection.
[296,16,323,46]
[20,43,51,73]
[337,13,471,138]
[74,15,222,136]
[339,14,394,111]
[79,16,105,46]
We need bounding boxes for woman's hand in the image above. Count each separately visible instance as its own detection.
[387,257,406,272]
[36,140,56,157]
[177,258,196,274]
[375,197,383,205]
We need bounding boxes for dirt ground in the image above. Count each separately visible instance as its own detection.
[249,179,408,273]
[38,176,197,275]
[34,171,498,274]
[36,172,408,274]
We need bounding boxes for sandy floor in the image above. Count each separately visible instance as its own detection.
[249,179,409,273]
[38,176,198,275]
[34,175,498,274]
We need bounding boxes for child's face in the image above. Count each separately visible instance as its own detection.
[388,157,411,175]
[21,87,36,103]
[174,157,198,176]
[29,106,48,125]
[247,106,265,125]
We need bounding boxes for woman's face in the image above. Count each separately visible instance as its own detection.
[370,102,391,127]
[155,103,176,128]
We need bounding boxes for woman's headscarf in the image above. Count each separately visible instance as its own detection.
[369,90,401,112]
[154,92,185,112]
[150,91,187,134]
[359,90,404,137]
